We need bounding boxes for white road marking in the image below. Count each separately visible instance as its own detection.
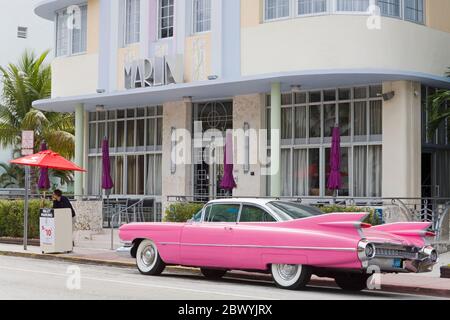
[0,265,275,300]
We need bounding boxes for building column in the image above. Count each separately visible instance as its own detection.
[161,99,193,215]
[270,82,282,197]
[233,94,266,197]
[382,81,421,199]
[74,104,85,197]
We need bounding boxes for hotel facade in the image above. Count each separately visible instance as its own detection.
[33,0,450,218]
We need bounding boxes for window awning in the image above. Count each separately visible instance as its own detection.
[33,69,450,113]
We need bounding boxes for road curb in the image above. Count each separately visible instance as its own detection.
[1,249,449,298]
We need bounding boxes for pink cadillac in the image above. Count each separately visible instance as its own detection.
[118,199,438,291]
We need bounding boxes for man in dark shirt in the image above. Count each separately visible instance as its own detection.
[52,189,76,218]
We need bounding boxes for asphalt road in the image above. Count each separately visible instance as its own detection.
[0,255,437,300]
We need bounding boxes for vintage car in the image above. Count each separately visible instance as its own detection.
[117,198,438,291]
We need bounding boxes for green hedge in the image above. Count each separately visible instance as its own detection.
[164,203,204,223]
[0,200,52,239]
[164,202,381,225]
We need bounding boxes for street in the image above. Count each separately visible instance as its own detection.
[0,255,439,300]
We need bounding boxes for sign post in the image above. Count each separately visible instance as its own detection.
[21,131,34,250]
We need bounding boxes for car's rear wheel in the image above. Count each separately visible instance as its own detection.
[334,273,370,292]
[200,268,227,280]
[136,239,166,276]
[271,264,311,290]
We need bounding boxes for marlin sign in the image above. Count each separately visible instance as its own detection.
[124,56,179,89]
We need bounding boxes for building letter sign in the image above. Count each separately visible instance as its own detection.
[124,56,177,90]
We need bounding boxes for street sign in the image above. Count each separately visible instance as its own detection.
[21,130,34,156]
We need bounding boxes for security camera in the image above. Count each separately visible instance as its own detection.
[377,91,395,101]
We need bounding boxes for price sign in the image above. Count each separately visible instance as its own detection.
[40,209,55,246]
[22,130,34,155]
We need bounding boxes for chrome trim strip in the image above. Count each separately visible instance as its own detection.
[159,242,356,252]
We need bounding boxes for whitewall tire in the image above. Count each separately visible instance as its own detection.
[271,264,311,290]
[136,239,166,276]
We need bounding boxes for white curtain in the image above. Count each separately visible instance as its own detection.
[353,146,367,197]
[370,100,382,135]
[71,5,87,54]
[265,0,290,20]
[281,108,293,140]
[404,0,424,22]
[281,149,292,196]
[368,146,382,197]
[354,101,367,136]
[146,154,162,196]
[378,0,400,17]
[298,0,327,15]
[293,149,308,196]
[336,0,370,11]
[295,106,307,139]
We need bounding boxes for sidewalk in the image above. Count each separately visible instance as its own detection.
[1,232,450,298]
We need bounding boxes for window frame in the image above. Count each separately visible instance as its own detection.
[238,204,278,223]
[263,0,293,22]
[403,0,425,24]
[55,4,88,57]
[377,0,402,19]
[203,203,242,224]
[296,0,330,17]
[262,0,425,24]
[266,85,383,198]
[158,0,175,39]
[123,0,141,46]
[192,0,212,34]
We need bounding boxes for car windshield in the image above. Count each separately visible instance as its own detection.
[267,201,325,221]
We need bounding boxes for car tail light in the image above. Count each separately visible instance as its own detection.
[360,223,372,229]
[424,231,436,237]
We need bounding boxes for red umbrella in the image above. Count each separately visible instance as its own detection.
[10,150,86,172]
[11,149,86,251]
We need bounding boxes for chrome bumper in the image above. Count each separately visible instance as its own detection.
[116,245,132,258]
[360,243,438,273]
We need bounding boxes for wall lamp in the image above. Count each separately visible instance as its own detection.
[377,91,395,101]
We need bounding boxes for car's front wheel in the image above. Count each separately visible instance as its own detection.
[334,273,370,291]
[136,239,166,276]
[271,264,311,290]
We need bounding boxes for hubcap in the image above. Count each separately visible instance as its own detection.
[141,245,156,267]
[277,264,299,281]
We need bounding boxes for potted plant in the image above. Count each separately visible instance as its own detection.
[441,265,450,279]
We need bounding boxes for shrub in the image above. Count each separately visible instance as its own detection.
[317,205,382,226]
[0,200,51,239]
[164,202,204,223]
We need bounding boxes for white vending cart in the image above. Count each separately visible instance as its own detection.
[40,208,73,254]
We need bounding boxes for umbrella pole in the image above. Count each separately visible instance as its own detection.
[23,166,30,251]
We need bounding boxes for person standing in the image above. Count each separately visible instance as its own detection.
[52,189,76,247]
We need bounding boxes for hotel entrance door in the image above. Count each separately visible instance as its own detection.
[193,101,233,202]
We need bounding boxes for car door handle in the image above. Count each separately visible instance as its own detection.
[224,226,233,231]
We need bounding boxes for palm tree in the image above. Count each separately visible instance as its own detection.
[427,68,450,140]
[0,50,75,159]
[0,162,24,188]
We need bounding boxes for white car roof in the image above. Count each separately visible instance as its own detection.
[207,198,279,206]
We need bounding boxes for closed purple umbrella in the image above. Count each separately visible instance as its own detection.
[37,141,50,190]
[327,126,342,194]
[220,131,237,192]
[102,137,114,191]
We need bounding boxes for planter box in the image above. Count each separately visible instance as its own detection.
[441,266,450,279]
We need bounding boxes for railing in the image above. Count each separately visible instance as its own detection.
[110,199,144,250]
[167,195,450,242]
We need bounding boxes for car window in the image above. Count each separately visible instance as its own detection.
[266,201,325,221]
[204,204,240,223]
[192,210,203,222]
[239,205,276,223]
